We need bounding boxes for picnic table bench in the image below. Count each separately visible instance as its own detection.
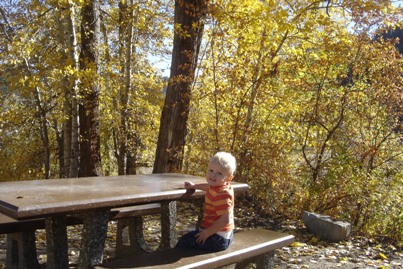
[93,228,295,269]
[1,203,162,269]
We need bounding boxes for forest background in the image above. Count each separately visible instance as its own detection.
[0,0,402,244]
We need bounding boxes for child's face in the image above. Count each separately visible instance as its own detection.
[206,160,233,187]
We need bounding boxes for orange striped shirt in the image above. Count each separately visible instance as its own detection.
[201,183,234,231]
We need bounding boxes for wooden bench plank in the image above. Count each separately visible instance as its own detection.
[0,214,46,234]
[93,229,295,269]
[110,203,161,220]
[0,203,162,234]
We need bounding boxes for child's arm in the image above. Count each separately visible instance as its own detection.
[195,213,230,244]
[184,181,209,191]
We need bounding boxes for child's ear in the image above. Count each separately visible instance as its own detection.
[227,175,234,181]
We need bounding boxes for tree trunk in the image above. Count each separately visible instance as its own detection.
[54,120,64,178]
[153,0,207,173]
[115,0,135,175]
[22,57,51,179]
[70,89,80,177]
[34,86,51,179]
[57,3,80,178]
[77,1,106,268]
[116,0,127,175]
[124,1,138,175]
[68,3,80,178]
[78,0,102,177]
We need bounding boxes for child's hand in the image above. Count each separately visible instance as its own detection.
[184,181,195,189]
[195,229,210,245]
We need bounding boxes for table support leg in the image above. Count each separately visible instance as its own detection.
[6,230,40,269]
[234,251,274,269]
[46,217,68,269]
[256,251,275,269]
[195,199,204,229]
[78,210,109,269]
[115,216,151,257]
[159,201,177,249]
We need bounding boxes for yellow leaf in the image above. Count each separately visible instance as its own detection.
[310,236,318,243]
[290,241,303,247]
[378,253,388,260]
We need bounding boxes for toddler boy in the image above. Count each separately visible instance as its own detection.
[176,151,236,251]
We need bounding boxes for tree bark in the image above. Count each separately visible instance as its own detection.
[57,2,80,178]
[153,0,207,173]
[116,0,134,175]
[77,2,106,268]
[22,57,51,179]
[78,0,102,177]
[68,3,80,178]
[34,85,51,179]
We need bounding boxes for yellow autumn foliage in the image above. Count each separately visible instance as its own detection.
[0,0,401,242]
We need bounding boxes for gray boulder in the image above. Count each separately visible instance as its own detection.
[302,211,351,242]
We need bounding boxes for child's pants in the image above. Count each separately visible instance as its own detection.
[175,230,233,251]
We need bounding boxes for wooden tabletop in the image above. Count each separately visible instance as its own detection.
[0,173,249,220]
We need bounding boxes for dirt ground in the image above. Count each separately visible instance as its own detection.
[0,201,401,268]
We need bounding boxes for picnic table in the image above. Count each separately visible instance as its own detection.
[0,173,249,269]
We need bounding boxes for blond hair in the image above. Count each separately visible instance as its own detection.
[210,152,236,176]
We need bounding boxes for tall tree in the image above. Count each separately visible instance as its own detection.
[77,3,109,268]
[153,0,208,173]
[116,0,134,175]
[55,1,80,178]
[78,0,102,177]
